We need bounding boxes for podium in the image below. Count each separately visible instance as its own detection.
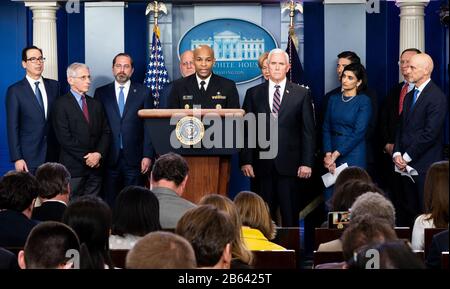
[138,109,245,204]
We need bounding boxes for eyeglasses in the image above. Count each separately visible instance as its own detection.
[73,75,92,81]
[26,57,46,63]
[398,60,409,66]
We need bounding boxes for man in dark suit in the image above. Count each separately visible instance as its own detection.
[159,50,195,108]
[393,53,447,227]
[168,45,240,109]
[426,230,449,269]
[379,48,420,196]
[94,53,154,207]
[6,46,60,174]
[52,63,110,198]
[240,48,315,226]
[32,162,70,222]
[0,171,39,248]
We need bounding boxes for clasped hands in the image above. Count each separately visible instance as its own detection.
[324,151,340,174]
[84,152,101,168]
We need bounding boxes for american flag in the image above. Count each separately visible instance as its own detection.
[144,25,169,108]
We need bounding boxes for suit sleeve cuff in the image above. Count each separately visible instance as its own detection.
[403,152,412,163]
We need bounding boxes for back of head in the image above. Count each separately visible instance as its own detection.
[0,171,39,212]
[62,196,112,269]
[151,153,189,187]
[112,186,161,237]
[22,221,80,269]
[342,215,398,261]
[35,162,71,200]
[234,191,276,240]
[334,166,372,190]
[176,205,235,268]
[199,194,253,265]
[350,192,396,227]
[424,161,449,228]
[126,231,196,269]
[337,51,361,64]
[331,180,382,212]
[348,240,425,269]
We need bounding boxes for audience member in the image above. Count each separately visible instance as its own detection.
[426,229,449,269]
[234,191,286,251]
[32,162,70,222]
[126,231,196,269]
[150,153,196,228]
[199,194,253,268]
[0,247,19,270]
[110,186,161,250]
[318,190,395,252]
[62,196,114,269]
[347,240,425,269]
[176,205,235,269]
[18,221,80,269]
[411,161,449,250]
[0,171,39,247]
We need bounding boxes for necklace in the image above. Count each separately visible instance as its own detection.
[341,93,356,103]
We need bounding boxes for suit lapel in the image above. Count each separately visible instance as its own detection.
[22,78,45,118]
[123,83,137,119]
[405,81,432,122]
[278,82,292,116]
[106,83,121,118]
[263,82,271,113]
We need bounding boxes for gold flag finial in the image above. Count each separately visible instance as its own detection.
[145,1,168,27]
[281,1,303,48]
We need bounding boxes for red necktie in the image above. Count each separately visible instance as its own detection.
[398,83,408,115]
[81,95,90,123]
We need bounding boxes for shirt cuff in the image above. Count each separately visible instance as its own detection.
[403,152,412,163]
[392,152,401,159]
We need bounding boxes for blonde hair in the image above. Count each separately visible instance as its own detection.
[199,194,253,265]
[234,191,277,240]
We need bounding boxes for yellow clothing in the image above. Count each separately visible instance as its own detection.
[241,226,286,251]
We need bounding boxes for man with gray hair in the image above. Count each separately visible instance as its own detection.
[240,48,315,226]
[350,192,396,227]
[52,63,110,198]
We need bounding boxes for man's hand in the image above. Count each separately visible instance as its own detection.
[141,157,151,174]
[393,155,407,171]
[298,166,312,179]
[84,152,102,168]
[15,159,28,172]
[328,162,337,174]
[384,143,394,156]
[241,164,255,178]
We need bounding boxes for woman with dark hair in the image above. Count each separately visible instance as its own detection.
[322,63,372,201]
[62,196,114,269]
[109,186,161,250]
[411,161,449,250]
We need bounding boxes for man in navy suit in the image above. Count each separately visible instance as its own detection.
[94,53,154,207]
[393,53,447,227]
[240,48,315,226]
[5,46,60,174]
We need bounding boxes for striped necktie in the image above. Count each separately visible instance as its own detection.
[272,85,281,114]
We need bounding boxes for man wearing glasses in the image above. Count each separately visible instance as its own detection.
[52,63,110,198]
[5,46,60,174]
[94,53,154,207]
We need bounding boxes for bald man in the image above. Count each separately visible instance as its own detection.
[393,53,447,227]
[168,45,240,109]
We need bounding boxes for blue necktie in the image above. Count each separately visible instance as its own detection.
[118,86,125,149]
[410,89,419,111]
[34,81,44,111]
[118,86,125,117]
